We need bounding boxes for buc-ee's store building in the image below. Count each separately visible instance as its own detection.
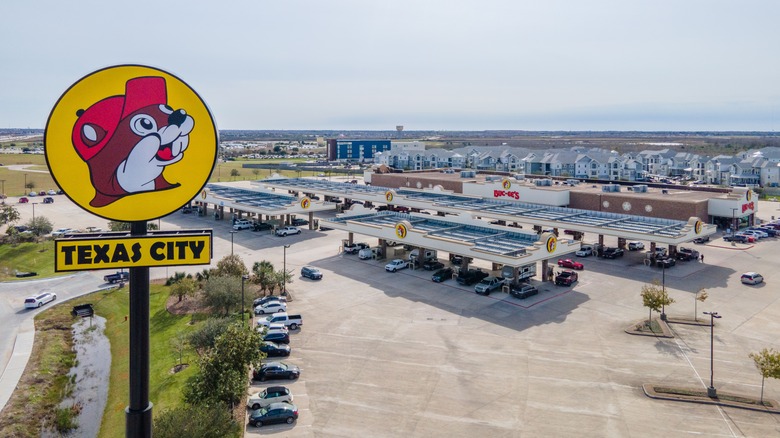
[369,172,759,230]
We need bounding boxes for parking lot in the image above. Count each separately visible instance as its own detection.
[8,194,780,436]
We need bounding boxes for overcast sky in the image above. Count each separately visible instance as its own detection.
[1,1,778,131]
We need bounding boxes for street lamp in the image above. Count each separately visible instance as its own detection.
[241,274,249,326]
[703,311,722,398]
[23,173,28,194]
[229,230,237,255]
[661,262,667,321]
[283,244,290,295]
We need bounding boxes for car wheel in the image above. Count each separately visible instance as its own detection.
[289,373,297,380]
[252,403,260,410]
[256,420,263,427]
[38,302,42,308]
[392,268,397,272]
[259,375,266,382]
[296,231,301,235]
[289,323,298,330]
[257,310,264,314]
[286,417,295,424]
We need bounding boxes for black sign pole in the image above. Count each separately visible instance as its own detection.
[126,221,152,437]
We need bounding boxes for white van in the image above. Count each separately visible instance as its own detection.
[359,247,382,260]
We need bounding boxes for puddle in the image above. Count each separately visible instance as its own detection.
[43,315,110,437]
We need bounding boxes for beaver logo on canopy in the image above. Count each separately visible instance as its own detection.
[395,223,408,239]
[546,235,557,253]
[71,76,194,207]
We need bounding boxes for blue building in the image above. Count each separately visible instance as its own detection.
[327,139,391,162]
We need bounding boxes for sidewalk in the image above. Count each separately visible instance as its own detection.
[0,319,34,410]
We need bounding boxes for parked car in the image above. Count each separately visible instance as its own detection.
[51,227,74,236]
[385,259,409,272]
[247,402,299,427]
[742,229,767,239]
[628,241,645,251]
[693,235,710,244]
[291,218,309,226]
[575,246,593,257]
[253,296,287,307]
[104,271,129,284]
[734,233,756,243]
[301,266,323,280]
[555,270,578,286]
[247,386,293,410]
[257,312,303,330]
[756,227,778,237]
[28,191,37,197]
[252,362,300,382]
[449,255,463,265]
[24,292,57,309]
[510,284,539,299]
[47,189,57,195]
[474,276,504,295]
[233,219,253,230]
[260,341,291,358]
[456,269,489,286]
[275,226,301,237]
[676,247,699,261]
[38,191,46,196]
[431,267,454,282]
[42,196,54,204]
[557,259,584,270]
[723,234,749,243]
[422,260,444,271]
[18,197,29,203]
[655,256,676,268]
[601,247,624,259]
[344,242,369,254]
[253,222,273,231]
[262,330,291,345]
[180,206,193,214]
[741,272,764,285]
[255,301,287,315]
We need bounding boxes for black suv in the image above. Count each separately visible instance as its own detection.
[510,284,539,299]
[253,222,273,231]
[456,269,489,286]
[601,247,624,259]
[655,256,676,268]
[675,247,699,261]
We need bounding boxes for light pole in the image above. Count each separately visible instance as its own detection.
[229,230,237,255]
[32,202,37,222]
[241,274,249,326]
[23,173,28,194]
[283,244,290,295]
[703,311,722,398]
[731,208,738,233]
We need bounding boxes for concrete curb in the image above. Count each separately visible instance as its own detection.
[643,384,780,414]
[0,318,35,410]
[624,318,674,338]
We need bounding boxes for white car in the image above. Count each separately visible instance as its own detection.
[255,301,288,315]
[24,292,57,309]
[385,259,409,272]
[51,228,74,236]
[255,322,288,333]
[47,189,57,195]
[247,386,293,410]
[232,219,253,230]
[742,230,765,239]
[575,246,593,257]
[628,241,645,251]
[275,226,301,236]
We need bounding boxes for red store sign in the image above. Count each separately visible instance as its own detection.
[494,190,520,200]
[742,201,754,213]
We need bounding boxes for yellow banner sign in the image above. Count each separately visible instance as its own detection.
[55,233,212,271]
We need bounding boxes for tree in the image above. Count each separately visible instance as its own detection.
[640,280,675,325]
[694,289,708,321]
[154,403,240,438]
[0,205,20,226]
[213,254,249,278]
[25,180,35,190]
[26,216,53,236]
[108,221,159,231]
[170,332,190,366]
[273,268,293,295]
[252,260,274,294]
[170,277,197,302]
[230,169,240,179]
[188,317,232,356]
[749,348,780,404]
[252,169,260,178]
[183,322,264,407]
[202,275,243,316]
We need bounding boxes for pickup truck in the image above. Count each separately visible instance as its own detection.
[104,271,129,284]
[275,226,301,237]
[456,269,489,286]
[256,312,303,330]
[555,270,578,286]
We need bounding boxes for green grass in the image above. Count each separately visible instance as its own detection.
[98,284,203,438]
[0,240,59,280]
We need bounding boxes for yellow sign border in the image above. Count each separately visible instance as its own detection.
[54,232,213,272]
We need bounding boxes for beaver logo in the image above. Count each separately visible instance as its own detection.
[301,197,311,209]
[746,190,752,202]
[546,235,557,253]
[502,179,511,190]
[695,220,703,234]
[70,76,193,207]
[386,191,394,203]
[395,223,408,239]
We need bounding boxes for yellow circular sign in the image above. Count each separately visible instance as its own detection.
[385,191,394,203]
[201,189,208,200]
[746,191,752,202]
[395,223,408,239]
[301,197,311,209]
[45,65,218,221]
[502,178,511,190]
[546,235,557,253]
[695,220,702,234]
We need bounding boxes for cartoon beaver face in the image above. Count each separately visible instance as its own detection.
[72,76,194,207]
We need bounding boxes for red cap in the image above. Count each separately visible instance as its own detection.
[72,76,168,161]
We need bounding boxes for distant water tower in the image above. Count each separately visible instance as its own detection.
[396,125,403,138]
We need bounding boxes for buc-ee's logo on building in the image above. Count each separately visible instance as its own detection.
[695,220,703,234]
[300,197,311,209]
[502,179,511,190]
[45,65,218,222]
[546,235,557,253]
[395,222,408,239]
[385,191,394,203]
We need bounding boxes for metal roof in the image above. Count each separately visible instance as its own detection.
[260,178,710,240]
[206,184,300,209]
